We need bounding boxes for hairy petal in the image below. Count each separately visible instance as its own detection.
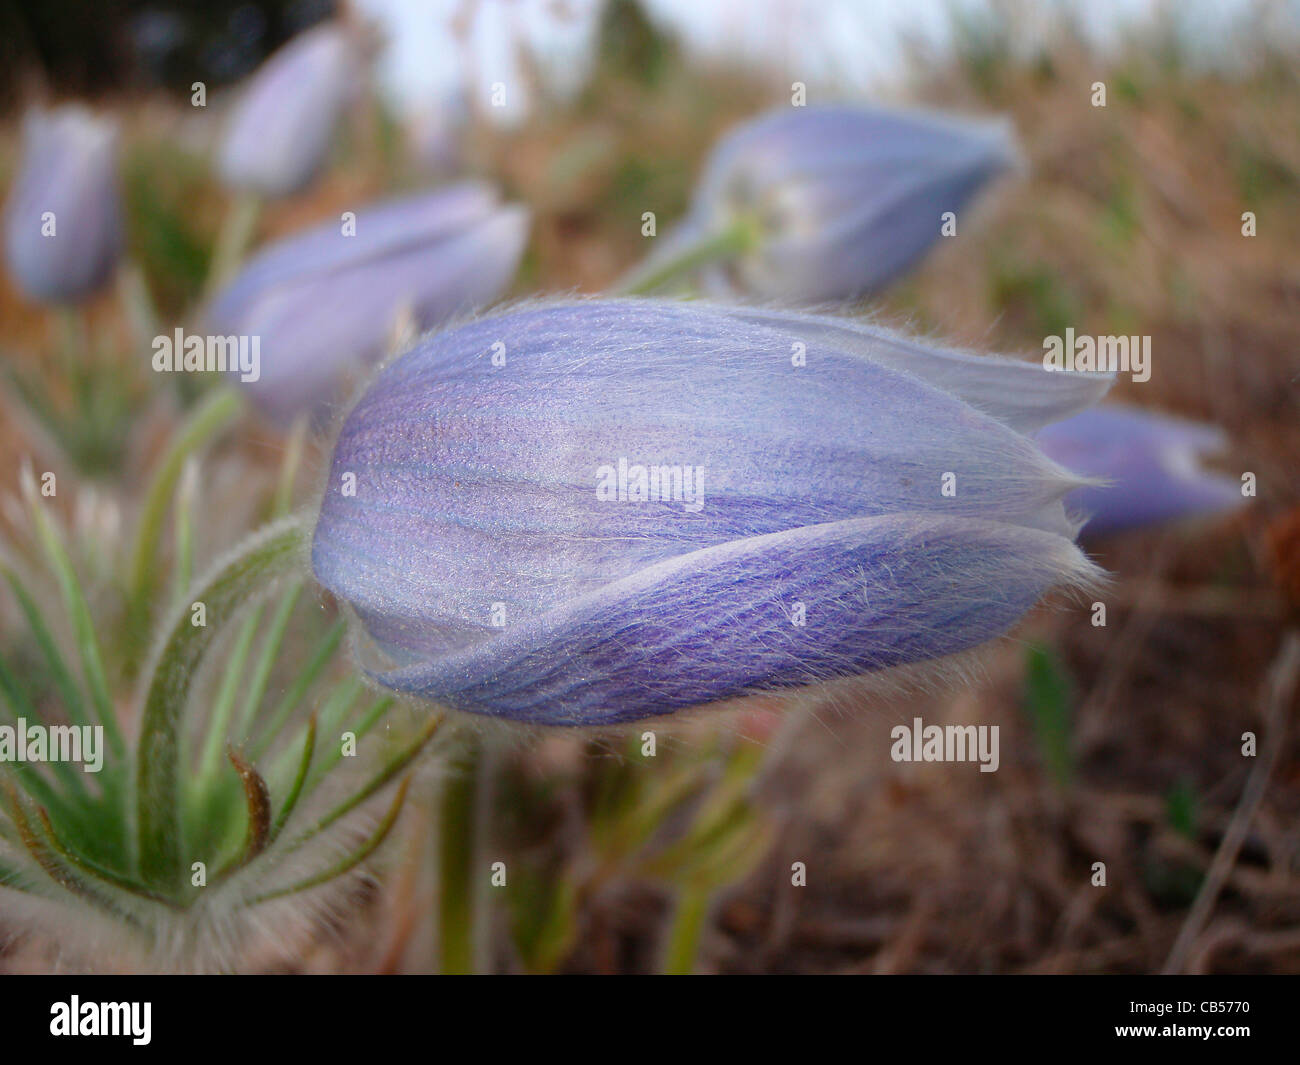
[313,300,1083,662]
[688,105,1018,301]
[208,184,502,326]
[207,186,529,422]
[368,514,1100,725]
[1037,406,1245,536]
[718,306,1113,432]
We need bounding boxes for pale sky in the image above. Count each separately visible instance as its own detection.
[350,0,1292,127]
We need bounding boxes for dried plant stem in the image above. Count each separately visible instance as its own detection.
[1162,630,1300,974]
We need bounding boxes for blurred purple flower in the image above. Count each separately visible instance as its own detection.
[3,106,122,304]
[312,300,1109,725]
[207,182,529,422]
[633,104,1017,301]
[1037,406,1244,537]
[218,23,359,198]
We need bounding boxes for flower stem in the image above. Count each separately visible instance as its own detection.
[613,217,759,296]
[437,731,493,973]
[661,883,712,974]
[56,306,90,366]
[117,264,160,348]
[203,192,262,302]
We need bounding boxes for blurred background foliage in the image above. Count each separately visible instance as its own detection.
[0,0,333,103]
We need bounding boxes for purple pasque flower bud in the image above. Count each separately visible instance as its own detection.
[1036,406,1244,537]
[648,104,1016,302]
[3,105,122,303]
[207,182,529,422]
[311,300,1110,726]
[218,23,360,198]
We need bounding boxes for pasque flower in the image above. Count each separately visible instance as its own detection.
[207,183,529,421]
[3,105,122,303]
[218,23,359,198]
[626,105,1017,301]
[1036,406,1244,537]
[312,301,1110,725]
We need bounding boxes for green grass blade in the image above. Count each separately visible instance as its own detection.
[660,883,711,975]
[1,567,91,729]
[289,712,442,848]
[195,604,265,781]
[301,694,394,796]
[270,716,315,842]
[1022,642,1075,791]
[233,582,303,742]
[261,672,360,770]
[25,486,125,763]
[124,387,243,670]
[169,457,199,615]
[248,618,345,758]
[272,417,308,518]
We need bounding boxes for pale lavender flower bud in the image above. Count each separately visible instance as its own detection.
[311,300,1109,725]
[655,104,1017,302]
[218,23,360,198]
[3,106,122,303]
[1036,406,1245,537]
[207,183,529,422]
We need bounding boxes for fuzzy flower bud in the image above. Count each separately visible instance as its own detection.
[637,105,1017,302]
[311,300,1110,725]
[3,106,123,303]
[207,183,529,422]
[217,23,360,198]
[1036,406,1245,537]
